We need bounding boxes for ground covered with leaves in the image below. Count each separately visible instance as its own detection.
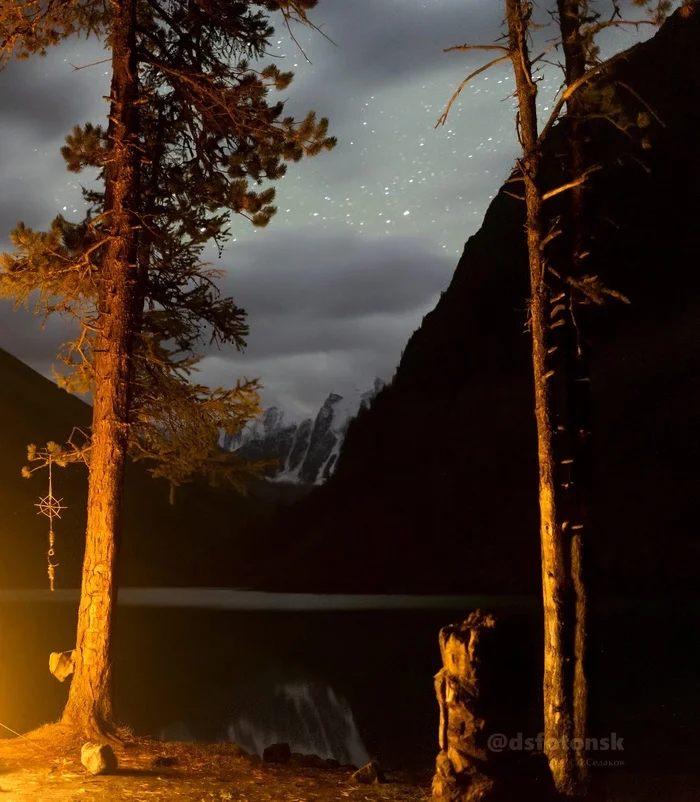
[0,725,430,802]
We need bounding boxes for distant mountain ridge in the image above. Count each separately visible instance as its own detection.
[222,378,385,485]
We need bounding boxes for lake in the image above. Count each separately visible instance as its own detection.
[1,589,698,774]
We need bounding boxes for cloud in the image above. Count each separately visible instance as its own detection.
[0,40,108,243]
[199,228,454,418]
[200,348,391,421]
[0,38,109,142]
[216,228,452,321]
[0,300,77,379]
[275,0,505,121]
[0,0,659,422]
[0,227,453,420]
[0,0,531,420]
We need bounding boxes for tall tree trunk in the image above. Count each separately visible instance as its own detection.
[61,0,140,740]
[556,0,591,788]
[505,0,581,795]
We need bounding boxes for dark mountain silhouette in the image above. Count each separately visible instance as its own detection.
[223,8,700,594]
[0,346,275,588]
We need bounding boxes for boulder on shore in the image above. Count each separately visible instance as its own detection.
[351,761,385,784]
[80,742,118,775]
[262,742,291,764]
[289,752,326,768]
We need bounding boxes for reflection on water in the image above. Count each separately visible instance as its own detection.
[0,589,531,767]
[159,679,370,765]
[3,590,696,772]
[0,593,467,767]
[226,681,370,765]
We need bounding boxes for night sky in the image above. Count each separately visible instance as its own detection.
[0,0,650,419]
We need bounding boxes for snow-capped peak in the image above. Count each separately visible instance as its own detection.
[222,379,385,485]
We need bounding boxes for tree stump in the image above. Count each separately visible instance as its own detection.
[432,611,500,802]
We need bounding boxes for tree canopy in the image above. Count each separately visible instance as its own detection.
[1,0,336,497]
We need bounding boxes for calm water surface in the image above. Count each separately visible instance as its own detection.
[1,589,698,771]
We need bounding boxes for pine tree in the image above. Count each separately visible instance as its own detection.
[502,2,582,792]
[437,0,680,795]
[554,3,591,788]
[542,1,685,790]
[0,1,102,65]
[1,0,335,739]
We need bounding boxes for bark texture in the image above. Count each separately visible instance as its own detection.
[555,2,591,787]
[505,0,582,795]
[432,612,498,802]
[61,0,140,739]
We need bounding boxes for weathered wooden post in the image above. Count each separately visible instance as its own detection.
[432,610,500,802]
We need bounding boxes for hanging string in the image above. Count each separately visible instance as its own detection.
[35,455,66,592]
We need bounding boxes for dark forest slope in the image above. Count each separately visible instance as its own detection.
[229,7,700,594]
[0,347,271,588]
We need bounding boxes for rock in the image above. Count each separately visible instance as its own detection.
[324,758,341,769]
[351,761,385,784]
[262,742,291,764]
[151,755,178,768]
[80,743,118,775]
[48,651,75,682]
[289,752,325,768]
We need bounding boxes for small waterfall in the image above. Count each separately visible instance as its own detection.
[227,680,370,766]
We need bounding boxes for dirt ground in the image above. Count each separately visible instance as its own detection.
[0,725,430,802]
[3,725,699,801]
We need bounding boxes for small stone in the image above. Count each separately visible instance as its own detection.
[351,761,385,784]
[80,742,118,775]
[289,753,325,768]
[262,742,291,764]
[48,651,75,682]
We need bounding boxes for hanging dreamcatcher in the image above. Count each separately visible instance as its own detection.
[34,454,67,591]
